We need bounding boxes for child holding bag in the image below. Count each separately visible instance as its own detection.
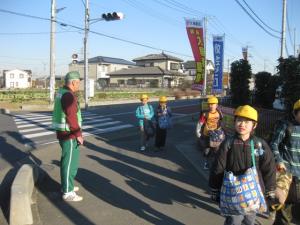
[155,96,172,151]
[209,105,276,225]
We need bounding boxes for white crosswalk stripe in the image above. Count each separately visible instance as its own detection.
[13,112,134,145]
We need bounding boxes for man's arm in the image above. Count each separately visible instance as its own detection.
[61,92,82,138]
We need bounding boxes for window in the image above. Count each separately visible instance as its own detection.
[19,74,24,78]
[170,63,179,70]
[117,80,125,85]
[10,73,14,78]
[10,82,14,88]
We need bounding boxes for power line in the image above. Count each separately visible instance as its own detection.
[0,31,77,35]
[234,0,280,39]
[286,10,294,51]
[0,8,193,59]
[241,0,280,33]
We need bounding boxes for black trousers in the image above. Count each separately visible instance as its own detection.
[155,126,167,148]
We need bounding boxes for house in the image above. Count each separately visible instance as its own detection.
[183,60,214,79]
[69,56,136,88]
[108,52,186,88]
[3,69,32,89]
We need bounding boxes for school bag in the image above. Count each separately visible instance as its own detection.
[220,139,267,215]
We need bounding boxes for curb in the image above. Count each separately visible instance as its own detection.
[0,108,10,115]
[9,164,38,225]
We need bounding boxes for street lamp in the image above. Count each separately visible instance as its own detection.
[83,0,124,110]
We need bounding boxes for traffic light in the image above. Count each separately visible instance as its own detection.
[102,12,124,21]
[72,53,78,64]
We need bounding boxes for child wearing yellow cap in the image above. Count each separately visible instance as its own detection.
[209,105,276,225]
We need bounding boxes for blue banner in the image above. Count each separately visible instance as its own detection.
[212,36,224,93]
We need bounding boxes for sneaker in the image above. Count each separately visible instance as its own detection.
[62,191,83,202]
[203,162,209,170]
[140,146,146,151]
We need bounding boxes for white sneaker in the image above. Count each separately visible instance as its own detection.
[140,146,146,151]
[62,191,83,202]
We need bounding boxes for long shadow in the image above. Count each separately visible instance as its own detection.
[76,167,184,225]
[36,168,96,225]
[84,141,202,190]
[87,155,219,214]
[0,132,96,225]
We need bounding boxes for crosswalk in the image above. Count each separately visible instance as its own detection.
[13,111,134,146]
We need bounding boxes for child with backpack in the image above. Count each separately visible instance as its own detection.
[155,96,172,151]
[270,99,300,225]
[196,96,224,170]
[209,105,276,225]
[135,94,154,151]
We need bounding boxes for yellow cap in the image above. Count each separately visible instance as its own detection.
[140,94,148,100]
[207,96,218,104]
[159,96,167,102]
[293,99,300,111]
[234,105,258,122]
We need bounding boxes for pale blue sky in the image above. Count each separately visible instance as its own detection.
[0,0,299,76]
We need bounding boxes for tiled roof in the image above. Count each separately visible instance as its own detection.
[78,56,135,66]
[133,52,183,62]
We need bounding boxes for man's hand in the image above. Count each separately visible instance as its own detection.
[76,136,84,145]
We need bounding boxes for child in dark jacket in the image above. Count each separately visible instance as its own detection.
[209,105,276,225]
[155,96,172,151]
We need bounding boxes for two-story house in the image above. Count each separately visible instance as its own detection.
[69,56,136,88]
[3,69,32,89]
[108,52,186,88]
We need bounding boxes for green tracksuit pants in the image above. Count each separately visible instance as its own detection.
[59,138,80,193]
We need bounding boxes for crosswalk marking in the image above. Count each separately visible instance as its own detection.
[13,112,135,145]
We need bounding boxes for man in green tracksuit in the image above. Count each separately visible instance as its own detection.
[52,71,83,202]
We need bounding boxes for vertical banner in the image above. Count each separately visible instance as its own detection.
[212,35,224,93]
[185,18,205,91]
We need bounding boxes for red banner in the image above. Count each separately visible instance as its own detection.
[185,19,205,91]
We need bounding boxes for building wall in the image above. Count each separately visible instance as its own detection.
[110,74,163,88]
[4,69,31,89]
[135,60,181,71]
[69,63,133,80]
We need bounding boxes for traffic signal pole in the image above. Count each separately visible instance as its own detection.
[84,0,89,110]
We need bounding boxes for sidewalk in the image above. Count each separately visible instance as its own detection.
[26,118,279,225]
[31,123,223,225]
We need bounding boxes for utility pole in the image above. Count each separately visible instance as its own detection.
[280,0,287,58]
[84,0,89,110]
[294,28,296,56]
[203,17,207,96]
[50,0,56,103]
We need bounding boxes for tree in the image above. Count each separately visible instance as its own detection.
[254,72,281,108]
[230,59,252,106]
[277,55,300,112]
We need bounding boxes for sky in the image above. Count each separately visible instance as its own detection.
[0,0,299,77]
